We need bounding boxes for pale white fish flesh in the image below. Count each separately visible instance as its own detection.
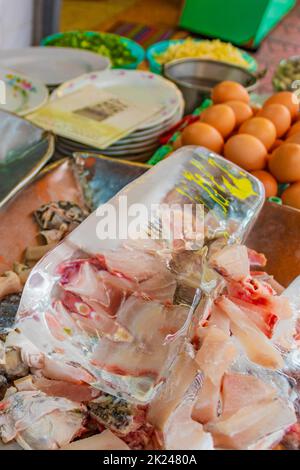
[103,248,163,282]
[57,295,132,343]
[33,376,100,402]
[216,296,284,369]
[221,373,277,419]
[16,409,84,450]
[116,296,187,346]
[192,327,237,423]
[137,270,176,304]
[164,374,214,450]
[207,304,230,334]
[62,429,129,450]
[206,398,296,450]
[247,248,267,267]
[192,378,220,424]
[42,357,95,385]
[0,390,85,444]
[209,245,250,281]
[90,298,188,383]
[194,326,237,386]
[61,260,135,316]
[147,349,198,431]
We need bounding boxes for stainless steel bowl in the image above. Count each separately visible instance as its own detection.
[163,58,259,114]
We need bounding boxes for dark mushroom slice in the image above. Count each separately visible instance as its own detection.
[34,201,89,231]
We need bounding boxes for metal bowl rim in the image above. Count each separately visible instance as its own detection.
[163,58,258,92]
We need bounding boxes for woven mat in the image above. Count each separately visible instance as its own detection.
[107,21,188,48]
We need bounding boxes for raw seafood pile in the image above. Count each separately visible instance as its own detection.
[0,200,89,332]
[0,147,298,450]
[0,241,299,450]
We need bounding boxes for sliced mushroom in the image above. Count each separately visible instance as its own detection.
[4,347,29,379]
[14,375,36,392]
[24,243,56,263]
[0,271,22,300]
[0,374,8,400]
[13,262,31,285]
[39,225,67,244]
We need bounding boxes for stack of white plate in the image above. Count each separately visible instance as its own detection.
[53,69,184,162]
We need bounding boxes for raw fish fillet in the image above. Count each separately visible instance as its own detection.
[16,409,84,450]
[163,375,214,450]
[147,349,198,431]
[195,327,237,385]
[63,429,129,450]
[33,377,100,402]
[207,398,296,450]
[192,378,220,424]
[0,390,85,447]
[192,327,237,423]
[221,373,277,418]
[210,245,250,281]
[103,249,163,282]
[216,296,284,369]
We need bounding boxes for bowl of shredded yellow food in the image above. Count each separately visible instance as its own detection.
[146,38,257,74]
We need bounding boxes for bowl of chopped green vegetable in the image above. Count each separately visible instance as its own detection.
[273,56,300,92]
[41,31,145,69]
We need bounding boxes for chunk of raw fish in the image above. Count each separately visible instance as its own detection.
[62,429,129,450]
[216,296,284,369]
[206,398,296,450]
[103,249,163,282]
[221,373,277,418]
[33,377,100,402]
[147,349,198,431]
[163,375,214,450]
[210,245,250,281]
[195,327,237,385]
[16,409,84,450]
[192,327,237,423]
[0,390,85,445]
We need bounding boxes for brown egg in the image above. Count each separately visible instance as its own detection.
[281,182,300,210]
[181,122,224,154]
[270,139,283,152]
[239,117,276,150]
[269,143,300,182]
[212,81,250,104]
[224,134,267,171]
[287,121,300,138]
[257,104,291,138]
[225,100,253,127]
[200,104,236,138]
[286,132,300,145]
[264,91,299,121]
[251,170,278,198]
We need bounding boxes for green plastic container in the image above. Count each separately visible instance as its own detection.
[179,0,296,49]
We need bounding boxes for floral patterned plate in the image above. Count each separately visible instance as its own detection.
[0,69,48,116]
